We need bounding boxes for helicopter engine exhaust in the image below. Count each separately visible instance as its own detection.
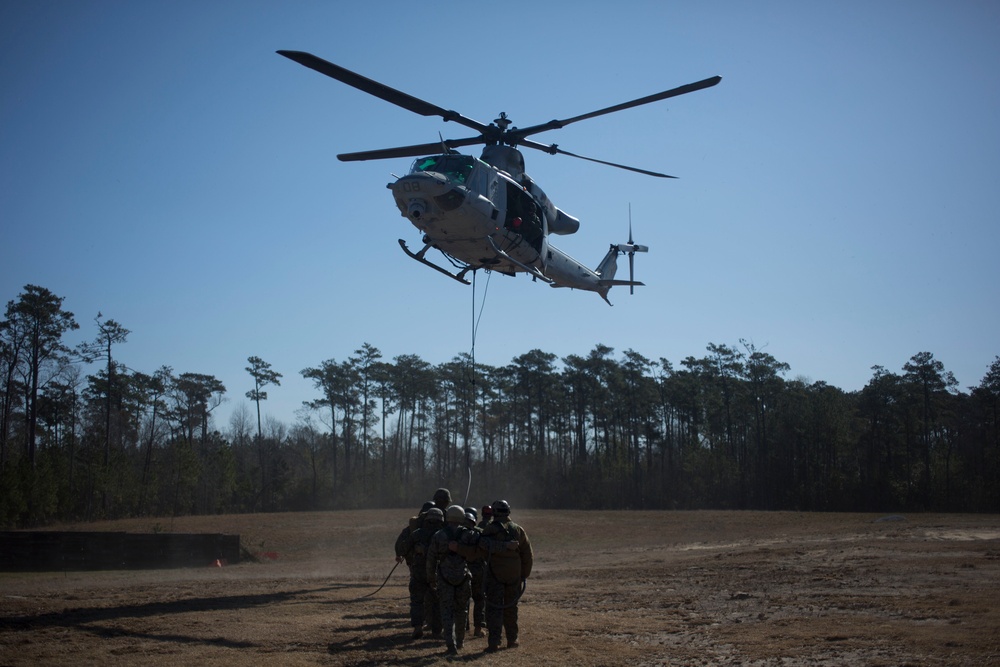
[407,200,427,220]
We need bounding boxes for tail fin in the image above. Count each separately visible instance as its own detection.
[596,212,649,298]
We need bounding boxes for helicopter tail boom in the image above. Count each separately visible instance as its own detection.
[597,278,646,289]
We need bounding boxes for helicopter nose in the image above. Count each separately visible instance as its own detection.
[407,199,427,220]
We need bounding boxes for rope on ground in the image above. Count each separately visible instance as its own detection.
[358,560,400,599]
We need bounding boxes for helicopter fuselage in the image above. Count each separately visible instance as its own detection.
[389,151,624,297]
[390,157,542,276]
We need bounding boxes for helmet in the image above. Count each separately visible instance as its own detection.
[433,488,452,505]
[465,506,478,520]
[425,507,444,523]
[464,511,477,525]
[491,500,511,516]
[420,501,434,513]
[481,505,493,517]
[445,505,466,523]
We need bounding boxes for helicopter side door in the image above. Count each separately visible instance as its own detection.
[501,180,544,255]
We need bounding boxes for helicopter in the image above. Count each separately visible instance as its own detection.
[277,50,720,305]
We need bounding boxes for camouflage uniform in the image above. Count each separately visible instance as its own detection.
[426,506,480,653]
[464,509,487,636]
[481,501,533,651]
[401,507,442,638]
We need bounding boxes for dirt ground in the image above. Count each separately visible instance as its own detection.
[1,510,999,666]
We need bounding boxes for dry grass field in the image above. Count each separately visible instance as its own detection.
[1,509,999,666]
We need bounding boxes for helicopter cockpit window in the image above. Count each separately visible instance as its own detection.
[410,155,475,185]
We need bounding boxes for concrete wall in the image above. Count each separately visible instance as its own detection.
[0,531,240,571]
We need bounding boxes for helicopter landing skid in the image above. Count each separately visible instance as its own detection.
[486,236,553,284]
[398,239,472,285]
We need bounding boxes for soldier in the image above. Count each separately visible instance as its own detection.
[402,507,444,639]
[395,501,434,565]
[481,499,533,652]
[464,508,487,637]
[432,487,451,511]
[426,504,479,654]
[478,504,493,528]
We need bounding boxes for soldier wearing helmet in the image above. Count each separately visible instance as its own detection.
[402,507,444,639]
[464,507,487,637]
[478,504,493,528]
[480,499,533,652]
[432,488,452,510]
[426,504,481,655]
[395,501,435,566]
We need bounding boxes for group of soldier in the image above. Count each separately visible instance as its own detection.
[394,487,533,655]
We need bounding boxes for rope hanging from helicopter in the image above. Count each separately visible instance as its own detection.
[469,269,492,388]
[470,268,492,363]
[469,268,492,481]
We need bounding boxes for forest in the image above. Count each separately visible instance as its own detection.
[2,284,999,527]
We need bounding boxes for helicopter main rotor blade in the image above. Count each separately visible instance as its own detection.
[510,76,722,141]
[338,136,486,162]
[518,139,677,178]
[277,50,491,136]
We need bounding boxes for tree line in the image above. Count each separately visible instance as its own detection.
[2,284,998,527]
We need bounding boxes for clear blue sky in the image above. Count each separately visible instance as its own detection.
[3,1,998,430]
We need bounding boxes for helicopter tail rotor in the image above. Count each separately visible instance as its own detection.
[615,210,649,294]
[613,238,649,295]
